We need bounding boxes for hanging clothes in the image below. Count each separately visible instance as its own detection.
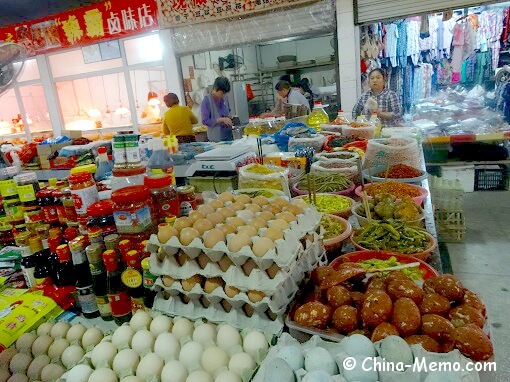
[442,18,456,55]
[384,23,399,67]
[419,16,439,59]
[486,10,504,69]
[451,23,465,81]
[407,20,421,65]
[396,20,408,67]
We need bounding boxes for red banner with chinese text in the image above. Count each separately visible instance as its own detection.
[158,0,318,27]
[0,0,159,56]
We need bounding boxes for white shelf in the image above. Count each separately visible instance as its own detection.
[0,133,26,139]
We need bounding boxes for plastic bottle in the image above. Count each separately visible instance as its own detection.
[334,110,350,125]
[95,146,113,181]
[141,257,157,309]
[356,114,369,124]
[306,101,329,131]
[147,136,175,181]
[244,117,261,137]
[370,112,383,137]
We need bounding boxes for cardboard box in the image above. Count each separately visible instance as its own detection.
[441,165,475,193]
[50,156,78,169]
[36,142,72,160]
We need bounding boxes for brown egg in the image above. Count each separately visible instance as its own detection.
[179,227,201,245]
[387,280,424,304]
[193,219,214,235]
[245,204,261,213]
[294,302,331,329]
[250,217,267,230]
[266,263,281,279]
[188,210,206,223]
[181,275,202,291]
[174,217,193,231]
[207,212,224,226]
[237,225,258,237]
[462,290,486,316]
[332,306,358,334]
[258,211,275,222]
[449,305,485,328]
[392,297,421,337]
[284,204,303,215]
[311,266,336,286]
[421,314,455,343]
[262,204,281,214]
[276,211,297,223]
[361,290,392,328]
[227,233,252,252]
[224,285,240,298]
[209,199,224,210]
[235,194,251,204]
[230,202,245,212]
[252,195,269,206]
[198,205,215,215]
[217,192,235,203]
[420,293,451,316]
[228,216,246,228]
[263,227,284,241]
[326,285,352,309]
[242,258,257,276]
[453,324,493,361]
[423,275,464,302]
[248,290,265,303]
[252,237,275,257]
[203,228,226,249]
[204,278,224,293]
[162,275,175,287]
[219,207,235,219]
[268,218,289,231]
[273,197,290,208]
[405,335,441,352]
[175,251,188,266]
[385,270,412,284]
[371,322,400,342]
[218,223,236,235]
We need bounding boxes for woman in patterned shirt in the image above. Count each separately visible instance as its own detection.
[352,68,403,127]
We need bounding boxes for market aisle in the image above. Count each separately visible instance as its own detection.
[447,191,510,382]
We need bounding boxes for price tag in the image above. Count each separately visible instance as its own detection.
[16,185,36,202]
[0,180,17,197]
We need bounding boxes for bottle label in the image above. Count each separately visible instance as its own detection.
[96,295,112,317]
[113,206,152,233]
[125,141,141,164]
[56,205,67,225]
[70,185,99,215]
[16,184,37,203]
[42,205,59,224]
[179,201,192,216]
[77,286,99,314]
[121,268,143,288]
[108,290,132,317]
[154,198,179,220]
[113,141,126,164]
[0,179,17,197]
[21,266,36,287]
[130,296,145,313]
[143,271,157,288]
[89,260,105,276]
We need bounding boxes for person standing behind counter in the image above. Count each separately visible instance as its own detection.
[352,68,402,127]
[201,77,233,142]
[140,92,162,123]
[271,80,310,115]
[162,93,198,144]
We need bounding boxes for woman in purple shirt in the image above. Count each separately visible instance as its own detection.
[201,77,233,142]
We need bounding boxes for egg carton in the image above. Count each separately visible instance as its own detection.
[149,233,323,295]
[153,292,285,334]
[153,239,326,315]
[147,206,322,271]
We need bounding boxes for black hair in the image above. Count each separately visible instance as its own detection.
[213,77,231,93]
[297,79,313,95]
[368,68,386,80]
[275,80,291,91]
[279,74,292,83]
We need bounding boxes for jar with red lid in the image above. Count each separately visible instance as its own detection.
[111,167,146,192]
[111,186,156,234]
[87,200,117,237]
[144,175,179,223]
[52,189,67,225]
[177,186,196,216]
[68,172,99,226]
[61,187,78,224]
[37,189,59,226]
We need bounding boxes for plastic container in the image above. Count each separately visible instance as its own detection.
[68,172,99,227]
[314,150,359,163]
[306,102,329,131]
[292,193,354,219]
[111,185,156,234]
[110,166,146,191]
[144,174,179,222]
[351,202,425,227]
[112,135,126,168]
[176,185,196,217]
[124,134,141,167]
[354,183,429,205]
[321,214,352,253]
[87,200,117,236]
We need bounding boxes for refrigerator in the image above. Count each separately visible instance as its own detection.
[226,81,250,126]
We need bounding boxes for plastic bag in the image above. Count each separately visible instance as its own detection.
[238,163,291,197]
[273,122,315,151]
[364,138,421,169]
[311,160,358,181]
[288,135,325,152]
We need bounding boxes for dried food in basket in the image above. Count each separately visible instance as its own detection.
[364,137,421,170]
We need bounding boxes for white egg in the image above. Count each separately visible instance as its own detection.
[201,346,230,375]
[7,374,28,382]
[0,347,17,367]
[186,370,213,382]
[341,334,376,358]
[242,331,268,359]
[228,352,256,377]
[131,329,155,354]
[136,353,164,380]
[217,325,242,351]
[50,321,71,339]
[304,348,337,375]
[66,364,94,382]
[154,332,180,361]
[61,345,85,368]
[376,335,413,365]
[302,370,334,382]
[263,358,294,382]
[40,364,65,382]
[16,332,37,352]
[149,315,173,337]
[161,360,188,382]
[10,353,32,374]
[179,341,204,372]
[120,377,142,382]
[47,338,70,360]
[192,323,217,344]
[27,355,50,380]
[91,342,117,368]
[32,335,53,356]
[215,370,241,382]
[342,355,378,382]
[88,368,118,382]
[172,318,194,340]
[0,369,10,382]
[36,322,54,336]
[66,324,87,343]
[82,327,104,349]
[130,311,152,332]
[112,325,135,349]
[276,345,304,372]
[113,349,140,376]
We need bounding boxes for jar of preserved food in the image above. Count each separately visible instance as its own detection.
[0,225,15,246]
[13,172,40,207]
[111,186,155,234]
[113,135,126,168]
[37,189,59,226]
[144,174,179,223]
[87,200,117,237]
[51,189,67,225]
[110,167,146,192]
[176,186,196,216]
[124,134,141,167]
[61,187,78,224]
[68,172,99,226]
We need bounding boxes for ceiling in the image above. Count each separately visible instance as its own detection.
[0,0,101,28]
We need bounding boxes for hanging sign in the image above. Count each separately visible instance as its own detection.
[0,0,159,57]
[158,0,318,27]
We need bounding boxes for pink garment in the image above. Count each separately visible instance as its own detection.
[452,72,461,83]
[451,24,465,73]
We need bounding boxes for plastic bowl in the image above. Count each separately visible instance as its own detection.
[321,214,352,253]
[354,183,428,205]
[350,231,437,261]
[351,202,425,227]
[292,179,355,197]
[292,193,355,219]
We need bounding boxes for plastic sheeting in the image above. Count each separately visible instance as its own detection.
[169,0,336,56]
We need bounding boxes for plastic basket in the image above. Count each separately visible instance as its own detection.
[435,209,466,242]
[474,165,509,191]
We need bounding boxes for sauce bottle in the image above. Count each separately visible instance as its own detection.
[103,250,132,325]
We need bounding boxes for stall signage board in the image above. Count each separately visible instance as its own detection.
[158,0,318,26]
[0,0,159,57]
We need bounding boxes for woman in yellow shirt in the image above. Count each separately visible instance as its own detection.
[162,93,198,143]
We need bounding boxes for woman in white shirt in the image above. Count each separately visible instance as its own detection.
[269,80,310,116]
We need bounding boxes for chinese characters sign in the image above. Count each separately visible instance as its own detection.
[0,0,159,57]
[158,0,317,26]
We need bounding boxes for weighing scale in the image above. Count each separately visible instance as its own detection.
[185,145,255,193]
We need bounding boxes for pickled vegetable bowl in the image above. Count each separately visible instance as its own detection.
[293,193,354,218]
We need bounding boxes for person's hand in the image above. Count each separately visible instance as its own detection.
[217,117,233,127]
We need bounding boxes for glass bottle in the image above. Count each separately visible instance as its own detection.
[95,146,113,181]
[86,243,112,321]
[54,244,76,287]
[306,101,329,131]
[122,250,145,313]
[103,250,132,325]
[141,257,157,309]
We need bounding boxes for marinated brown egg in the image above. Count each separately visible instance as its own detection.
[332,306,358,334]
[294,302,331,329]
[193,219,214,235]
[392,297,421,337]
[371,322,400,342]
[361,290,392,328]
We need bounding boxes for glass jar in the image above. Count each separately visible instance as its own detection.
[113,135,126,168]
[176,186,196,216]
[111,186,155,234]
[51,189,67,226]
[61,187,78,224]
[37,189,59,226]
[0,225,15,246]
[110,167,146,192]
[68,172,99,227]
[87,200,117,237]
[144,174,179,223]
[124,134,141,167]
